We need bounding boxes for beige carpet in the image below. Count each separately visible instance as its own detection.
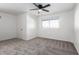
[0,37,78,55]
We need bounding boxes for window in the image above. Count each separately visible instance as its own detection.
[42,20,59,28]
[42,20,49,28]
[50,20,59,28]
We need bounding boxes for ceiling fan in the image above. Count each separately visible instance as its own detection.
[30,3,50,13]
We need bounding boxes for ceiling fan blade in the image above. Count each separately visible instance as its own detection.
[43,4,50,8]
[33,3,39,8]
[42,9,49,12]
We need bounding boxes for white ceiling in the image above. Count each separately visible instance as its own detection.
[0,3,76,15]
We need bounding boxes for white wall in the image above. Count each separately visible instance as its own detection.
[0,12,17,41]
[74,4,79,54]
[37,10,75,42]
[26,14,37,40]
[16,13,27,40]
[16,13,37,40]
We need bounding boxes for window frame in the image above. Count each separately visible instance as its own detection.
[41,19,59,29]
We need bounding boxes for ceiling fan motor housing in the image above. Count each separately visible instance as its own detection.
[38,4,43,9]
